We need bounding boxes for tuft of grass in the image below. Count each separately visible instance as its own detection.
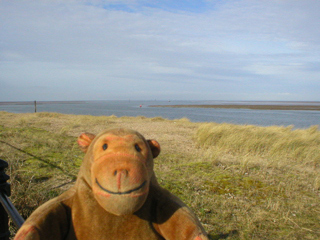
[35,112,63,118]
[150,116,167,121]
[195,123,320,168]
[175,117,191,122]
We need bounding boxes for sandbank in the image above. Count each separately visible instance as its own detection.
[150,104,320,111]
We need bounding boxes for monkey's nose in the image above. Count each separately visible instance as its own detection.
[113,169,129,177]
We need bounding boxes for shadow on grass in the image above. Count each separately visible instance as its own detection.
[209,230,239,240]
[0,140,77,181]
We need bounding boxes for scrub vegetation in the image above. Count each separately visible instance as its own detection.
[0,111,319,239]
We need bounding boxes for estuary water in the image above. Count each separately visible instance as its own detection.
[1,100,319,129]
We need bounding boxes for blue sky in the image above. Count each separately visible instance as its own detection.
[1,0,320,101]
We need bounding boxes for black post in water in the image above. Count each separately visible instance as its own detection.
[34,100,37,113]
[0,160,10,240]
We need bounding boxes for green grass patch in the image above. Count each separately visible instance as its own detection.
[0,124,82,223]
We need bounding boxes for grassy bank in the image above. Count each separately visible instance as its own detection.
[0,111,319,239]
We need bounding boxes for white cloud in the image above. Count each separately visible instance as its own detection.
[0,0,320,101]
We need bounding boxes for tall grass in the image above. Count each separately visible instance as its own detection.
[195,123,320,168]
[193,123,320,239]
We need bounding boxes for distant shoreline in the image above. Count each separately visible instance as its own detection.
[150,104,320,111]
[0,101,86,106]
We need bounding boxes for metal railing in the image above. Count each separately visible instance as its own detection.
[0,159,25,240]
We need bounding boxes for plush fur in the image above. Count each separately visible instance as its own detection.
[15,128,209,240]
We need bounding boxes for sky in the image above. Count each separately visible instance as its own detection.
[1,0,320,101]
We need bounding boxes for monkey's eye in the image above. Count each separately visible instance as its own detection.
[102,143,108,150]
[135,144,142,152]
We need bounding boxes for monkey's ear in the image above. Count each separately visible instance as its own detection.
[77,133,96,153]
[147,140,161,159]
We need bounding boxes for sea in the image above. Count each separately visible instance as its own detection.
[1,100,319,129]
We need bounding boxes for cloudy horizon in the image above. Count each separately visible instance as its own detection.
[1,0,320,102]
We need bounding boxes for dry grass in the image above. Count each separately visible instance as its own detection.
[193,123,320,239]
[195,123,320,168]
[0,111,319,239]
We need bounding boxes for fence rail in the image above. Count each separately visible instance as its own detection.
[0,159,25,240]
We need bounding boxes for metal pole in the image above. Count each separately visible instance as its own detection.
[0,159,25,240]
[0,193,24,228]
[0,160,10,240]
[0,204,9,240]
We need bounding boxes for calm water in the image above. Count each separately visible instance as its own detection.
[1,100,319,129]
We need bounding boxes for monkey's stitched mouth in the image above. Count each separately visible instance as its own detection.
[95,179,147,195]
